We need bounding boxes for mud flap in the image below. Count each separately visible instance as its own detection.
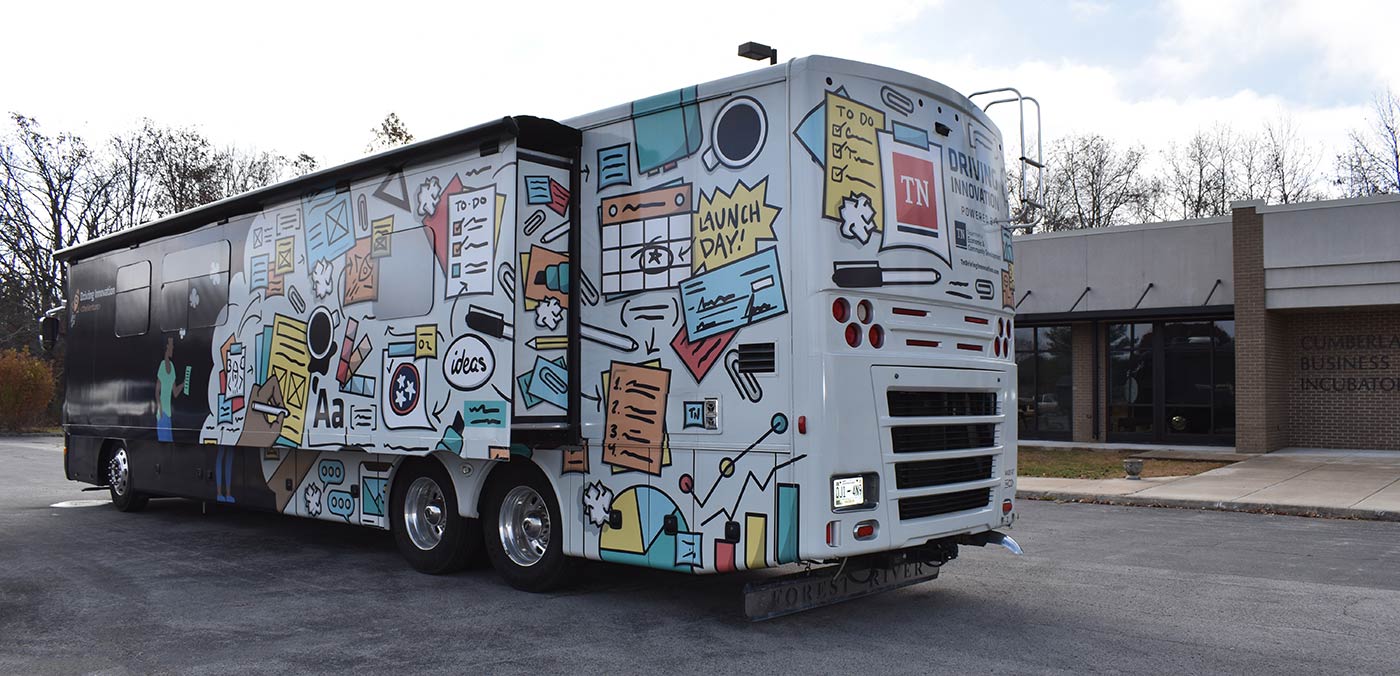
[742,559,942,621]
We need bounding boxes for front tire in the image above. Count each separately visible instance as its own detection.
[391,460,478,574]
[482,462,573,592]
[106,442,148,513]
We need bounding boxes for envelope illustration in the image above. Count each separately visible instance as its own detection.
[326,200,351,245]
[275,237,295,274]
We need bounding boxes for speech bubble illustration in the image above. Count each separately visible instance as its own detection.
[318,459,345,486]
[442,334,494,391]
[326,489,355,521]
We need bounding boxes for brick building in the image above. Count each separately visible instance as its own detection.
[1014,193,1400,453]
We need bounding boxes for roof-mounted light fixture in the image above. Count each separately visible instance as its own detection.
[738,41,777,65]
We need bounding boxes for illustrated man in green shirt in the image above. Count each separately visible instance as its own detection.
[156,336,184,442]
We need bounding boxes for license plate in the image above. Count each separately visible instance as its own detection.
[833,476,864,508]
[743,560,942,621]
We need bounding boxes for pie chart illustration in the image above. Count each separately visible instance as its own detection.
[599,486,690,571]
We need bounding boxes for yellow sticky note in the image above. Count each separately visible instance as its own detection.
[415,325,437,359]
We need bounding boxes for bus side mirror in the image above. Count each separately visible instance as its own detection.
[38,312,61,352]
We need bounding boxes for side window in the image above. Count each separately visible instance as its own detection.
[114,261,151,337]
[373,226,436,321]
[161,240,231,331]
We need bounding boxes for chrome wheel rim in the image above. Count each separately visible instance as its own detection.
[404,477,447,551]
[108,448,130,497]
[499,485,550,567]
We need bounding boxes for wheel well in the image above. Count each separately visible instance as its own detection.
[475,458,555,519]
[96,438,122,485]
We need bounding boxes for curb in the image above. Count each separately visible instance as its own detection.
[1016,490,1400,522]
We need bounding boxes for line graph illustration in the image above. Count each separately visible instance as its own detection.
[676,412,805,526]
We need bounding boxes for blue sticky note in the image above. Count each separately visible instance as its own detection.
[597,144,632,189]
[463,400,507,428]
[217,394,233,424]
[675,531,701,568]
[301,189,356,265]
[679,248,787,340]
[524,176,552,204]
[892,121,930,148]
[526,356,568,409]
[249,254,269,290]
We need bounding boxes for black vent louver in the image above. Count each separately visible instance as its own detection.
[887,391,998,417]
[734,342,776,373]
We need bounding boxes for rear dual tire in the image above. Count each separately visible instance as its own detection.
[391,461,484,574]
[482,462,573,592]
[387,459,572,591]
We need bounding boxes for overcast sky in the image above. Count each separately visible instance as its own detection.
[5,0,1395,173]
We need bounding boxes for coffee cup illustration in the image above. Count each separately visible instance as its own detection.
[307,306,339,361]
[702,96,767,171]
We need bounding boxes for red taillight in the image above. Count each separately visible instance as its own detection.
[853,521,877,540]
[868,324,884,348]
[832,297,850,322]
[826,520,840,546]
[845,323,862,347]
[857,300,873,324]
[1002,499,1013,515]
[797,415,807,434]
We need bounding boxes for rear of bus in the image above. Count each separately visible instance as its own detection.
[787,57,1018,562]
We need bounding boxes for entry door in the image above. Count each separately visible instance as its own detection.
[1107,320,1234,446]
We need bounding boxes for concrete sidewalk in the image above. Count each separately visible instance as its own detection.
[1017,448,1400,521]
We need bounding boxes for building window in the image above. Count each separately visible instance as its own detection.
[1108,319,1234,444]
[1016,325,1073,439]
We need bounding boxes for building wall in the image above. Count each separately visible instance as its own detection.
[1262,195,1400,309]
[1016,217,1234,316]
[1284,310,1400,449]
[1068,322,1109,443]
[1233,205,1283,452]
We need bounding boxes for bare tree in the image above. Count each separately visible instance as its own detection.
[106,125,159,231]
[367,112,415,153]
[290,152,320,177]
[1038,133,1156,231]
[0,115,301,352]
[0,115,120,314]
[143,124,235,215]
[1160,128,1232,220]
[1261,115,1322,204]
[1335,89,1400,196]
[1155,125,1287,221]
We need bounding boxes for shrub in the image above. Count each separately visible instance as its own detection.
[0,349,55,431]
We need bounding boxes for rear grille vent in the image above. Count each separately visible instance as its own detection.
[887,390,998,417]
[891,424,996,453]
[895,455,994,490]
[898,488,992,520]
[734,342,776,373]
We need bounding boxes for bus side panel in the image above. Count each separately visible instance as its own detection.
[564,76,795,574]
[68,144,520,523]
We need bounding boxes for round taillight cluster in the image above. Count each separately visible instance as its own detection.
[844,322,862,347]
[834,297,883,349]
[993,317,1013,357]
[832,297,850,323]
[868,324,885,348]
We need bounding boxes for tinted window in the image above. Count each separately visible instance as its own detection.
[114,261,150,337]
[161,241,230,331]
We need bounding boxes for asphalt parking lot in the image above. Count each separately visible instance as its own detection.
[3,435,1399,675]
